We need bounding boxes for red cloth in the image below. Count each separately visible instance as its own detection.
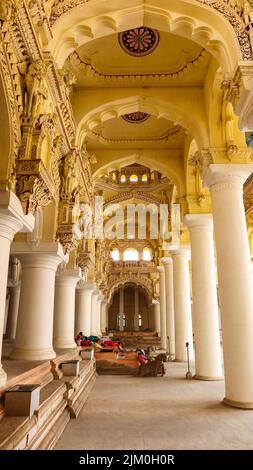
[138,354,148,366]
[103,340,118,348]
[81,339,92,346]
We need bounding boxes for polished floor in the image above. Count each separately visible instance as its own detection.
[55,362,253,450]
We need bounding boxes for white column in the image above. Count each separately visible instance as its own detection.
[11,242,66,361]
[204,163,253,407]
[161,257,175,357]
[75,282,95,336]
[152,300,160,333]
[170,248,193,361]
[119,287,124,331]
[53,268,81,349]
[5,283,21,340]
[101,300,109,334]
[185,214,223,380]
[96,294,103,336]
[91,290,99,336]
[0,191,34,385]
[134,287,139,331]
[157,266,167,349]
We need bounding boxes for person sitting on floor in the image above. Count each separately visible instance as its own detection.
[75,331,83,345]
[137,349,148,366]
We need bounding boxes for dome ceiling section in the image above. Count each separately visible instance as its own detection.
[68,29,211,87]
[85,115,186,150]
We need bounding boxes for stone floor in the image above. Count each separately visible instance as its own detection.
[55,362,253,450]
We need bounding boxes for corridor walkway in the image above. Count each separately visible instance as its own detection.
[55,362,253,450]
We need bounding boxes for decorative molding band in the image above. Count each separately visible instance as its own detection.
[50,0,91,25]
[89,126,182,144]
[70,49,208,83]
[103,191,168,208]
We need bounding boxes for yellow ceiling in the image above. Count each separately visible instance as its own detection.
[69,30,211,87]
[86,115,185,150]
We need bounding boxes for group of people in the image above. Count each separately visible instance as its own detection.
[74,332,126,352]
[75,332,152,367]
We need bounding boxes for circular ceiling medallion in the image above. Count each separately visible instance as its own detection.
[122,112,151,123]
[118,27,159,57]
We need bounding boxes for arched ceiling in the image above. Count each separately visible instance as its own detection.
[68,30,211,88]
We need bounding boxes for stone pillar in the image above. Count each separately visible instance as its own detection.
[101,300,109,334]
[11,242,66,361]
[0,191,34,385]
[5,283,21,340]
[204,163,253,407]
[157,266,167,349]
[53,268,81,349]
[161,257,175,357]
[152,300,160,333]
[185,214,222,380]
[170,248,193,361]
[75,283,95,336]
[134,287,139,331]
[91,290,99,336]
[96,294,103,336]
[119,287,124,331]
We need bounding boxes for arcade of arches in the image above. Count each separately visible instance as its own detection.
[2,0,253,450]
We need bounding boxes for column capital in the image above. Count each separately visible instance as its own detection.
[0,190,34,238]
[56,267,81,286]
[184,213,213,229]
[203,164,253,189]
[161,257,173,266]
[11,242,68,271]
[76,281,96,293]
[157,266,164,273]
[170,247,191,259]
[92,289,100,297]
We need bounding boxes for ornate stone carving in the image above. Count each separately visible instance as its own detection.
[56,229,79,254]
[0,0,14,22]
[196,0,253,60]
[118,27,159,57]
[22,60,49,122]
[49,0,90,25]
[60,151,79,201]
[189,149,214,175]
[16,174,52,213]
[77,251,93,278]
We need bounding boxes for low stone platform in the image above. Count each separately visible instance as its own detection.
[112,332,161,349]
[0,349,96,450]
[95,351,138,375]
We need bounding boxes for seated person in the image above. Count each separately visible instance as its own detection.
[137,349,148,366]
[75,331,83,345]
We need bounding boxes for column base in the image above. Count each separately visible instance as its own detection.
[54,341,76,349]
[223,397,253,409]
[10,347,56,361]
[194,374,224,381]
[0,366,7,387]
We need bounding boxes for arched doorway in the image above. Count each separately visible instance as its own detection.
[108,284,150,332]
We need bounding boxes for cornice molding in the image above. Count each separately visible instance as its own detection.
[70,49,208,84]
[88,125,183,144]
